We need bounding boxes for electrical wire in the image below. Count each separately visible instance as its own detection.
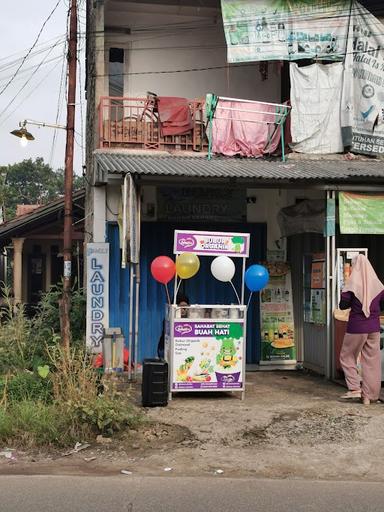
[0,37,66,75]
[0,39,63,120]
[0,59,63,127]
[49,39,68,167]
[0,33,66,64]
[0,0,63,97]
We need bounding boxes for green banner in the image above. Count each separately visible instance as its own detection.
[339,193,384,234]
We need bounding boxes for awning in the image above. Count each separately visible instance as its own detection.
[94,150,384,186]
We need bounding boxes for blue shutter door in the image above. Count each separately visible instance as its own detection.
[108,222,267,363]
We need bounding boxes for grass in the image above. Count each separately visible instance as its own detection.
[0,286,141,449]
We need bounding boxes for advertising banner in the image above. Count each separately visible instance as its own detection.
[260,262,296,364]
[221,0,350,63]
[174,230,250,257]
[86,243,110,353]
[342,3,384,156]
[172,320,245,390]
[339,193,384,234]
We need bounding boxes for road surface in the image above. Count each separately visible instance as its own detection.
[1,475,383,511]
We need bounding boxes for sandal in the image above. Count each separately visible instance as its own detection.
[340,390,361,399]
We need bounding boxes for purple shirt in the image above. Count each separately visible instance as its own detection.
[340,290,384,334]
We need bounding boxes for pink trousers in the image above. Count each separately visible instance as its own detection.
[340,332,381,400]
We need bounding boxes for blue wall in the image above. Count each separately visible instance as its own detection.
[108,222,267,363]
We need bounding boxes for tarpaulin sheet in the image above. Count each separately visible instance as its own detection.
[341,3,384,156]
[221,0,350,63]
[278,199,325,237]
[290,62,344,154]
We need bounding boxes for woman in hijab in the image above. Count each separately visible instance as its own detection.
[339,254,384,405]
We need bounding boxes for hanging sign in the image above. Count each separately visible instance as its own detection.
[174,230,250,257]
[341,3,384,156]
[221,0,350,63]
[86,243,110,353]
[339,192,384,234]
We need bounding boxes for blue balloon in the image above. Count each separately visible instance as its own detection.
[245,265,269,292]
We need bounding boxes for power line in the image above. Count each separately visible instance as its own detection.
[0,39,63,120]
[0,0,62,98]
[0,59,63,127]
[49,39,68,167]
[0,55,63,85]
[0,33,66,64]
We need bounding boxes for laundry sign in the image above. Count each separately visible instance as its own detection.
[157,186,245,222]
[86,243,109,353]
[339,192,384,234]
[221,0,350,62]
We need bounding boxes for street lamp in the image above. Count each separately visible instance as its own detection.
[10,121,35,147]
[10,119,66,144]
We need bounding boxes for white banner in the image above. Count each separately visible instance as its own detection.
[86,243,109,353]
[342,3,384,156]
[221,0,351,62]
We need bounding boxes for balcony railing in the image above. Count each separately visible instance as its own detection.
[98,95,207,152]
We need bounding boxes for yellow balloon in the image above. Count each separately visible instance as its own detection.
[176,253,200,279]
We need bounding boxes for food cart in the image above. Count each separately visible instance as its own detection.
[164,230,251,401]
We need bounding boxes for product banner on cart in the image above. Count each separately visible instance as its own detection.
[260,264,296,363]
[221,0,350,63]
[172,320,244,389]
[174,230,250,257]
[339,193,384,234]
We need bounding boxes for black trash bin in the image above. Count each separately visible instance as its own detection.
[142,359,168,407]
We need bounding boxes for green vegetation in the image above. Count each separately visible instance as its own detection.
[0,286,140,448]
[0,157,84,220]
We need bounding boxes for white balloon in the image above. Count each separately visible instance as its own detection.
[211,256,235,283]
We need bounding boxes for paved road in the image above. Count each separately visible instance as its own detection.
[1,475,384,512]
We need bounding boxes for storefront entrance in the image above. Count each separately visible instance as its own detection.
[108,221,267,363]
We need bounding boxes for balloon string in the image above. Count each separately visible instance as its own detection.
[175,278,182,301]
[230,281,241,305]
[247,292,253,310]
[165,284,171,305]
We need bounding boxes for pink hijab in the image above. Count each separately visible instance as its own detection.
[343,254,384,318]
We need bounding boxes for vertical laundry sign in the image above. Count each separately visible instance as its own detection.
[86,243,109,353]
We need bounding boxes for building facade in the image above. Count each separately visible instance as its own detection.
[85,0,384,378]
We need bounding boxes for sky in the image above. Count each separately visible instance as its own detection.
[0,0,86,174]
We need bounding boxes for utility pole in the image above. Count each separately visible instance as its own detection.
[61,0,78,351]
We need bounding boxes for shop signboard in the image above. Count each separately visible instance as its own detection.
[221,0,350,63]
[86,243,110,353]
[174,230,250,257]
[339,193,384,234]
[260,262,296,364]
[172,319,245,390]
[158,186,245,223]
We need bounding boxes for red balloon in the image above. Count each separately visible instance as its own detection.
[151,256,176,284]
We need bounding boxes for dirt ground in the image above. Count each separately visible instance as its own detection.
[3,371,384,480]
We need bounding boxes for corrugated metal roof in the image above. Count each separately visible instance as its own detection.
[94,151,384,182]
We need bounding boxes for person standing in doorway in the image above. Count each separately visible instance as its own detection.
[157,294,189,359]
[339,254,384,405]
